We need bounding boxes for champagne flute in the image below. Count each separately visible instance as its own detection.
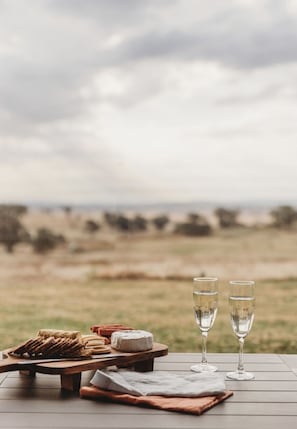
[226,280,255,380]
[191,277,218,373]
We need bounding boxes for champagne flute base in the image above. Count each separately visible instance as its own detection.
[226,370,254,380]
[191,363,218,373]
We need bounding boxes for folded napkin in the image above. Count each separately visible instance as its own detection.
[89,369,227,397]
[80,386,233,415]
[80,369,233,415]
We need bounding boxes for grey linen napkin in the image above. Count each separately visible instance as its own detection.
[90,369,227,397]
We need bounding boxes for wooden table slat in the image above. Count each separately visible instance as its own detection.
[0,353,297,429]
[1,413,297,429]
[162,353,283,363]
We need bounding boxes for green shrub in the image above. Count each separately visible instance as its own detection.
[0,211,29,252]
[32,228,65,253]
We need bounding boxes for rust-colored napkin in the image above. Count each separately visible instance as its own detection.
[80,386,233,415]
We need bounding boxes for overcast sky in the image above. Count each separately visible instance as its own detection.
[1,0,297,207]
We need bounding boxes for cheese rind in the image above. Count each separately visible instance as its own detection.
[111,330,153,352]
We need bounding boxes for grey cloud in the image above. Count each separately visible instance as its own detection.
[54,0,292,71]
[216,83,284,105]
[0,45,96,130]
[52,0,145,18]
[0,128,157,205]
[50,0,175,29]
[1,0,297,136]
[101,14,297,70]
[0,67,84,123]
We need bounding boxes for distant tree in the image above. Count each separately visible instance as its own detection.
[0,204,28,218]
[174,213,212,237]
[214,207,240,228]
[85,219,100,233]
[0,211,29,252]
[115,214,133,232]
[131,214,147,232]
[62,206,72,216]
[32,228,65,253]
[187,213,207,224]
[151,214,170,231]
[174,222,212,237]
[103,212,148,233]
[270,205,297,228]
[103,212,118,228]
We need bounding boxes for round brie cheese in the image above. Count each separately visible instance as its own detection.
[111,330,153,352]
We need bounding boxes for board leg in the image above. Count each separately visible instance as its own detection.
[19,369,36,377]
[60,372,81,392]
[134,358,154,372]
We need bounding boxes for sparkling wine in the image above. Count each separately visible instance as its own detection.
[229,296,255,338]
[193,291,218,332]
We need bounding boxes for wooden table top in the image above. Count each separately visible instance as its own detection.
[0,352,296,428]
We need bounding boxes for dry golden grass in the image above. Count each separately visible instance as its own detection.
[0,278,296,354]
[0,209,296,354]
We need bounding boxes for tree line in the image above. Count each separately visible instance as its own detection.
[0,204,65,254]
[0,204,296,254]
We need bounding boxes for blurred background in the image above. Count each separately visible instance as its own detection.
[0,0,296,353]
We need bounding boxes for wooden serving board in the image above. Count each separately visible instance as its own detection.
[1,342,168,392]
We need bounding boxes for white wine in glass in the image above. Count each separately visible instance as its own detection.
[226,280,255,380]
[191,277,218,373]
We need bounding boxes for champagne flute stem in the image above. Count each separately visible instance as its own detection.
[201,331,208,365]
[238,337,245,373]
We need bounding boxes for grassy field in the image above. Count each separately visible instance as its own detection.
[0,278,296,353]
[0,209,296,354]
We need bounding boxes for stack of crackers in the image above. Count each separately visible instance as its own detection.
[9,329,110,359]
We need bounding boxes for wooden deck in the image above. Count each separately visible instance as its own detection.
[0,352,296,428]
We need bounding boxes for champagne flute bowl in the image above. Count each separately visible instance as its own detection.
[226,280,255,381]
[191,276,218,373]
